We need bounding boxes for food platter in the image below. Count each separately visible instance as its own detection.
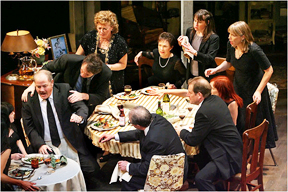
[141,87,159,95]
[8,167,34,179]
[21,154,44,164]
[89,118,118,131]
[114,92,139,100]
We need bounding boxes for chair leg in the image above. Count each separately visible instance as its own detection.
[269,148,278,166]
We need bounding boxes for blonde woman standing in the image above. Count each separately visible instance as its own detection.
[205,21,277,148]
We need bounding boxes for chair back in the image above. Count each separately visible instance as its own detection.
[214,57,235,82]
[138,56,154,88]
[144,153,185,191]
[240,119,269,191]
[245,101,258,130]
[20,118,31,147]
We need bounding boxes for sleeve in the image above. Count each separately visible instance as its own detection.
[129,142,166,177]
[42,54,69,73]
[79,31,95,55]
[174,59,186,88]
[195,34,219,68]
[115,35,128,61]
[142,50,155,60]
[250,43,271,70]
[22,102,46,151]
[180,111,211,146]
[118,130,142,142]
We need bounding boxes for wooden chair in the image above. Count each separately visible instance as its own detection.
[245,101,258,131]
[245,101,277,166]
[143,153,186,191]
[20,118,31,147]
[214,57,235,82]
[137,56,154,88]
[226,119,269,191]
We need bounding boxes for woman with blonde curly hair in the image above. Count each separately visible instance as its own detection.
[205,21,277,148]
[76,10,128,94]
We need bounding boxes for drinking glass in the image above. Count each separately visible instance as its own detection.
[178,109,186,120]
[187,104,193,112]
[31,158,39,169]
[124,85,132,95]
[158,83,165,89]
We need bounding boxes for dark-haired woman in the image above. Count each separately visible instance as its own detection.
[210,76,244,134]
[178,9,219,81]
[134,32,186,88]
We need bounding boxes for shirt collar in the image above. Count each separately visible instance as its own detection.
[144,126,149,136]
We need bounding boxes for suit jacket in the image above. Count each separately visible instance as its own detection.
[118,114,187,178]
[42,54,112,111]
[180,95,242,180]
[22,83,90,155]
[185,27,219,78]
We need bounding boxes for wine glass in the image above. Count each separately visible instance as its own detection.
[187,103,193,112]
[178,109,186,125]
[124,85,132,95]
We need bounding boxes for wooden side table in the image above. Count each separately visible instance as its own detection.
[1,71,32,119]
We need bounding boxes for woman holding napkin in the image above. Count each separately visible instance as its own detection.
[178,9,219,81]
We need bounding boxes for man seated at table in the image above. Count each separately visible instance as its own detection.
[22,70,101,190]
[154,76,243,191]
[99,106,188,191]
[22,53,112,115]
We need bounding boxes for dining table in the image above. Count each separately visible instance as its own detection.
[84,87,200,159]
[9,155,86,191]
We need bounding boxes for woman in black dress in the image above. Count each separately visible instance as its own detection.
[134,32,186,88]
[177,9,219,81]
[205,21,277,148]
[76,10,128,94]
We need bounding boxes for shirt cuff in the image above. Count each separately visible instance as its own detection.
[126,162,131,172]
[114,133,120,141]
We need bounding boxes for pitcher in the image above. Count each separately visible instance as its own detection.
[19,56,37,80]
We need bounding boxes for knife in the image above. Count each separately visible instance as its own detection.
[27,169,35,180]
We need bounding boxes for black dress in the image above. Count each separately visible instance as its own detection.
[79,30,128,94]
[142,49,186,88]
[226,41,277,148]
[9,123,21,154]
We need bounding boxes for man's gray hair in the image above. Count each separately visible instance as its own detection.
[129,106,152,127]
[34,69,53,82]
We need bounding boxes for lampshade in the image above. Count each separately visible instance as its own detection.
[1,30,37,53]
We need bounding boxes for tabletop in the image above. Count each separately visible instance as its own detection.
[10,156,86,191]
[84,87,200,159]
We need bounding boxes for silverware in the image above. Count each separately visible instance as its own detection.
[27,169,35,180]
[31,176,42,182]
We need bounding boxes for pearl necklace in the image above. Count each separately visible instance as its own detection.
[95,32,115,63]
[158,54,171,68]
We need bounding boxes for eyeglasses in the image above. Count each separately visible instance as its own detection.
[128,120,131,125]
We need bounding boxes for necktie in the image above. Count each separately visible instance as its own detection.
[46,99,61,147]
[82,78,87,93]
[75,75,82,92]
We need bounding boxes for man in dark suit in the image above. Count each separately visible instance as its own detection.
[22,70,100,190]
[174,76,243,191]
[99,106,188,191]
[22,53,112,115]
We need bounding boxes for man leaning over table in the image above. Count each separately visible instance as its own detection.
[153,76,243,191]
[22,70,101,190]
[22,53,112,116]
[99,106,188,191]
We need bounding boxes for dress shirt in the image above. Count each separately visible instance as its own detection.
[38,92,64,142]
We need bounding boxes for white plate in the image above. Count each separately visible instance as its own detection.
[21,154,44,164]
[114,92,140,100]
[141,87,159,95]
[89,121,119,131]
[8,167,34,179]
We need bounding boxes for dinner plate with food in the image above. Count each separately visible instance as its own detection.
[114,92,139,100]
[8,167,34,179]
[141,87,159,95]
[21,154,44,164]
[89,117,118,131]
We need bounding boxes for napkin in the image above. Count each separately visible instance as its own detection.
[109,163,132,184]
[181,36,194,62]
[94,102,139,119]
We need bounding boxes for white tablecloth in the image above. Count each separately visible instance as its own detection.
[11,158,86,191]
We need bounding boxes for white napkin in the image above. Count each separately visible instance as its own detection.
[109,163,132,184]
[94,105,120,119]
[181,36,194,62]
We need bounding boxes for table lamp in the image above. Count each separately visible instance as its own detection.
[1,30,37,80]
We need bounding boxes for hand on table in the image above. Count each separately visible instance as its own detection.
[70,113,84,124]
[118,160,129,172]
[19,180,39,191]
[149,89,165,99]
[11,153,25,160]
[99,133,115,143]
[39,145,53,154]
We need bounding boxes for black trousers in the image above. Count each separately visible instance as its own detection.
[121,176,146,191]
[194,161,221,191]
[78,152,101,191]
